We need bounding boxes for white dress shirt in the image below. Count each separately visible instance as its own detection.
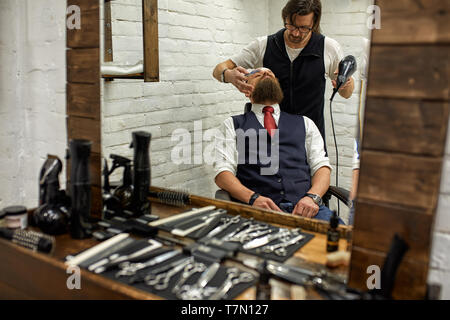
[213,103,332,178]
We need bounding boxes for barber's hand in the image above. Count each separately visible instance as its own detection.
[292,197,319,218]
[331,68,352,91]
[226,66,254,97]
[252,196,283,212]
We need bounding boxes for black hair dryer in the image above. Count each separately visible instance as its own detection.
[33,155,70,235]
[68,139,93,239]
[130,131,152,216]
[330,55,357,101]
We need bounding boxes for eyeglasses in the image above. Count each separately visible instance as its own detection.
[284,23,312,34]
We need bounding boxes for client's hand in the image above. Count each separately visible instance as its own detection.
[293,197,319,218]
[253,196,283,212]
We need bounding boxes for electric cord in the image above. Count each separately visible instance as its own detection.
[329,91,340,217]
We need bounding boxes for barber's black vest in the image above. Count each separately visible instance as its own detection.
[232,111,311,206]
[263,29,326,140]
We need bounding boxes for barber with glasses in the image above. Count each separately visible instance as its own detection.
[213,0,354,142]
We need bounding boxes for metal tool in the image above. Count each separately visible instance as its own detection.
[208,268,254,300]
[236,229,274,244]
[260,234,304,256]
[145,257,194,290]
[190,213,226,239]
[244,228,297,250]
[206,215,240,238]
[221,218,253,241]
[115,250,181,278]
[172,261,207,293]
[266,260,351,299]
[171,212,222,237]
[149,206,216,227]
[172,209,224,231]
[177,262,221,300]
[128,255,190,284]
[65,233,130,267]
[93,239,162,273]
[227,222,271,243]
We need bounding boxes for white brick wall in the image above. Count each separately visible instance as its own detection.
[429,116,450,299]
[102,0,269,194]
[0,0,67,209]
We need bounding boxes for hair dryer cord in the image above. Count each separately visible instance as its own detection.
[329,98,340,216]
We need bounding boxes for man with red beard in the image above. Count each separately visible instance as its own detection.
[214,68,343,223]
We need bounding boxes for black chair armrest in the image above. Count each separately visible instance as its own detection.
[215,189,232,201]
[325,185,350,207]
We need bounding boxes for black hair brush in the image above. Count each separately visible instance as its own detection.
[148,189,190,207]
[0,227,55,254]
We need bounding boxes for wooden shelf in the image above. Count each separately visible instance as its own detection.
[102,73,144,80]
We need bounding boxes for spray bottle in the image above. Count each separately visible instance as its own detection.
[68,139,93,239]
[130,131,152,216]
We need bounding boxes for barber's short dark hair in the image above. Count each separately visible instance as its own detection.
[282,0,322,33]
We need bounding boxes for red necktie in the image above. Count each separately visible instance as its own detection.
[263,106,277,137]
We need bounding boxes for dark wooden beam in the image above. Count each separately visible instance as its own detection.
[142,0,159,82]
[104,0,113,62]
[67,0,100,48]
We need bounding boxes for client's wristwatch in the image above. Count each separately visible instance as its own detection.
[221,68,229,83]
[305,193,323,206]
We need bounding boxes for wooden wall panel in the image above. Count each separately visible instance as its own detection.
[350,0,449,299]
[67,48,100,84]
[352,201,433,263]
[67,83,100,119]
[143,0,159,82]
[367,45,449,100]
[349,247,429,299]
[363,98,449,157]
[66,1,101,218]
[372,0,450,44]
[67,117,101,154]
[67,0,100,48]
[91,185,103,219]
[104,0,113,62]
[358,151,442,211]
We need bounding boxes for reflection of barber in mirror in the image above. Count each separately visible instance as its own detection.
[213,0,354,142]
[214,68,344,224]
[348,139,360,225]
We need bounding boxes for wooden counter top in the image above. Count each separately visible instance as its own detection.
[0,190,351,300]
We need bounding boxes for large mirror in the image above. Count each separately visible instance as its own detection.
[100,0,374,225]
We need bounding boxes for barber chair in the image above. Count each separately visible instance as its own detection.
[215,103,350,209]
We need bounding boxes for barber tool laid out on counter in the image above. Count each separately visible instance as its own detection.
[65,233,257,300]
[151,206,315,262]
[0,227,55,253]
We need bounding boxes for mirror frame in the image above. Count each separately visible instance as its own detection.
[66,0,449,299]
